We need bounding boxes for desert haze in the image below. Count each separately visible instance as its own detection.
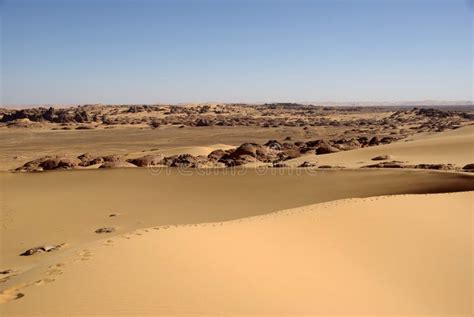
[0,103,473,316]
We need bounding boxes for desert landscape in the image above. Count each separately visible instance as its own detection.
[0,103,473,316]
[1,0,473,316]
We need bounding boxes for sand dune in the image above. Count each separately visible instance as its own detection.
[1,168,473,270]
[288,124,474,168]
[1,192,472,316]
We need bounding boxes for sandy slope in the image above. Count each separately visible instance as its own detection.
[1,168,473,271]
[1,192,472,316]
[127,143,235,159]
[288,124,474,168]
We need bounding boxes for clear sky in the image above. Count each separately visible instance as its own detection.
[1,0,472,105]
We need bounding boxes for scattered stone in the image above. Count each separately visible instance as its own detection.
[363,161,405,168]
[414,163,456,170]
[298,161,316,168]
[371,155,393,161]
[95,227,116,234]
[20,244,64,256]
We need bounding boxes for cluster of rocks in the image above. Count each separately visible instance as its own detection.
[0,107,97,124]
[388,108,472,132]
[2,105,471,136]
[363,160,474,172]
[15,153,135,172]
[14,148,474,173]
[15,135,403,172]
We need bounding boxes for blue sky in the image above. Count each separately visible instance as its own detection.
[1,0,472,104]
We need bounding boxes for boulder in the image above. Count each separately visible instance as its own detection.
[315,144,340,155]
[39,158,61,170]
[207,149,227,162]
[225,143,275,163]
[102,154,123,163]
[163,154,198,168]
[298,161,316,168]
[57,157,81,169]
[380,137,396,144]
[368,136,380,146]
[77,153,96,166]
[462,163,474,170]
[126,154,164,167]
[278,148,301,161]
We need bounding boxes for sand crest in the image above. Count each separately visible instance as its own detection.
[1,192,472,316]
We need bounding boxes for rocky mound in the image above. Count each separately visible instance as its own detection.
[14,133,407,172]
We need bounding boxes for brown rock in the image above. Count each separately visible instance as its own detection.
[315,144,340,155]
[462,163,474,170]
[207,149,227,162]
[20,244,64,256]
[298,161,316,168]
[99,161,136,169]
[95,227,115,234]
[126,154,164,167]
[371,155,393,161]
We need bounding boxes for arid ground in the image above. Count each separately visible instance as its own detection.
[0,104,473,316]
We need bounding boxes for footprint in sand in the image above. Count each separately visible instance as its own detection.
[0,285,26,304]
[34,278,55,286]
[46,268,63,276]
[76,249,92,261]
[0,264,66,302]
[0,270,18,284]
[103,239,114,246]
